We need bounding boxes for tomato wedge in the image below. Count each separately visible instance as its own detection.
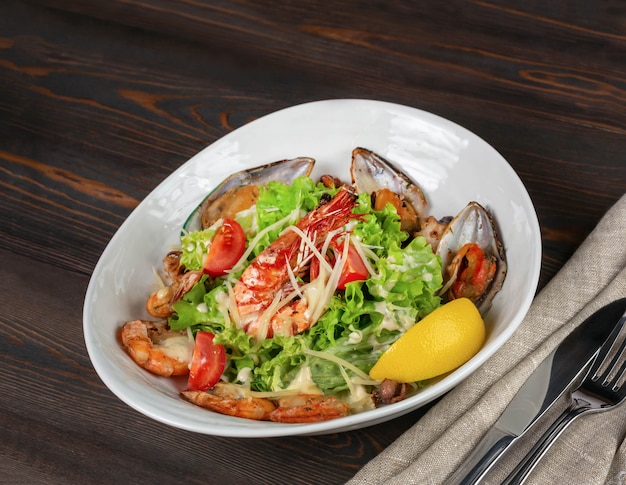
[187,332,226,391]
[203,218,246,277]
[335,242,368,290]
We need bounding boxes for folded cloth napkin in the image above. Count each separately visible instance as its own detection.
[348,193,626,485]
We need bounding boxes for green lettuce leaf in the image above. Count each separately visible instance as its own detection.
[167,176,443,397]
[254,177,336,255]
[179,228,216,271]
[305,235,442,393]
[168,276,226,331]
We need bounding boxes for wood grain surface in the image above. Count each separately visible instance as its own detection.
[1,1,625,483]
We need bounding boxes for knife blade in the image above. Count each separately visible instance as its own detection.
[446,297,626,485]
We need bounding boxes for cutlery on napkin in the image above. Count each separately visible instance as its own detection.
[448,298,626,485]
[347,193,626,485]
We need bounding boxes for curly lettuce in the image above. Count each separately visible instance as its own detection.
[179,177,335,270]
[168,177,443,397]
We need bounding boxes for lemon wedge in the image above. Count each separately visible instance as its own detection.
[369,298,486,383]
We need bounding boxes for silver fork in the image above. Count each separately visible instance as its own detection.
[502,308,626,485]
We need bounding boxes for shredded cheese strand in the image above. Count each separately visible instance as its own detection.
[350,235,380,278]
[438,264,459,297]
[286,259,304,300]
[303,239,344,325]
[224,279,241,329]
[152,267,166,288]
[227,208,301,277]
[350,376,382,386]
[286,225,333,274]
[303,348,371,381]
[244,388,302,399]
[255,290,285,343]
[214,290,232,328]
[339,363,357,397]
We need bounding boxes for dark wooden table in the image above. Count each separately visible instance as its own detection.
[2,1,624,483]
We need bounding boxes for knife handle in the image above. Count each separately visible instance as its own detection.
[446,431,515,485]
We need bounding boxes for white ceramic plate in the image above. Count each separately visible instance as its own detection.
[83,99,541,437]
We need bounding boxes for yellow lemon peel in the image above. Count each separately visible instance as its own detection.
[369,298,486,383]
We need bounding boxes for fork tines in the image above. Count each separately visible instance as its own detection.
[592,312,626,390]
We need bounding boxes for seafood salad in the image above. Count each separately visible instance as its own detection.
[120,148,506,423]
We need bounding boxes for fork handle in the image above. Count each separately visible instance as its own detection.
[501,405,589,485]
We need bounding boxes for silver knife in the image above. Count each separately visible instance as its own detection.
[446,297,626,485]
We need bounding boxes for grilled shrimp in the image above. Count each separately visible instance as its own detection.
[268,394,350,423]
[162,250,185,280]
[146,250,203,319]
[146,270,202,318]
[181,383,276,420]
[182,383,350,422]
[121,320,192,377]
[233,186,358,339]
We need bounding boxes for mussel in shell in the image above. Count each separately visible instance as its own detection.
[181,149,506,314]
[350,147,428,233]
[349,147,506,312]
[183,157,315,233]
[436,201,507,315]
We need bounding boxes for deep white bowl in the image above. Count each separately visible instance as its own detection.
[83,99,541,437]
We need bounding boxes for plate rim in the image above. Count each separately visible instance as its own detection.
[83,98,541,437]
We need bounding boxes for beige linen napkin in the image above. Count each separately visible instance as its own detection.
[349,193,626,485]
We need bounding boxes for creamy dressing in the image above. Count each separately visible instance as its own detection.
[377,315,400,332]
[345,384,375,412]
[347,324,363,344]
[287,365,322,395]
[236,367,253,384]
[156,335,193,363]
[301,276,325,321]
[372,301,401,332]
[214,289,232,327]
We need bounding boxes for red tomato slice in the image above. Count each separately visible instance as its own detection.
[335,242,368,290]
[203,218,246,277]
[187,332,226,391]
